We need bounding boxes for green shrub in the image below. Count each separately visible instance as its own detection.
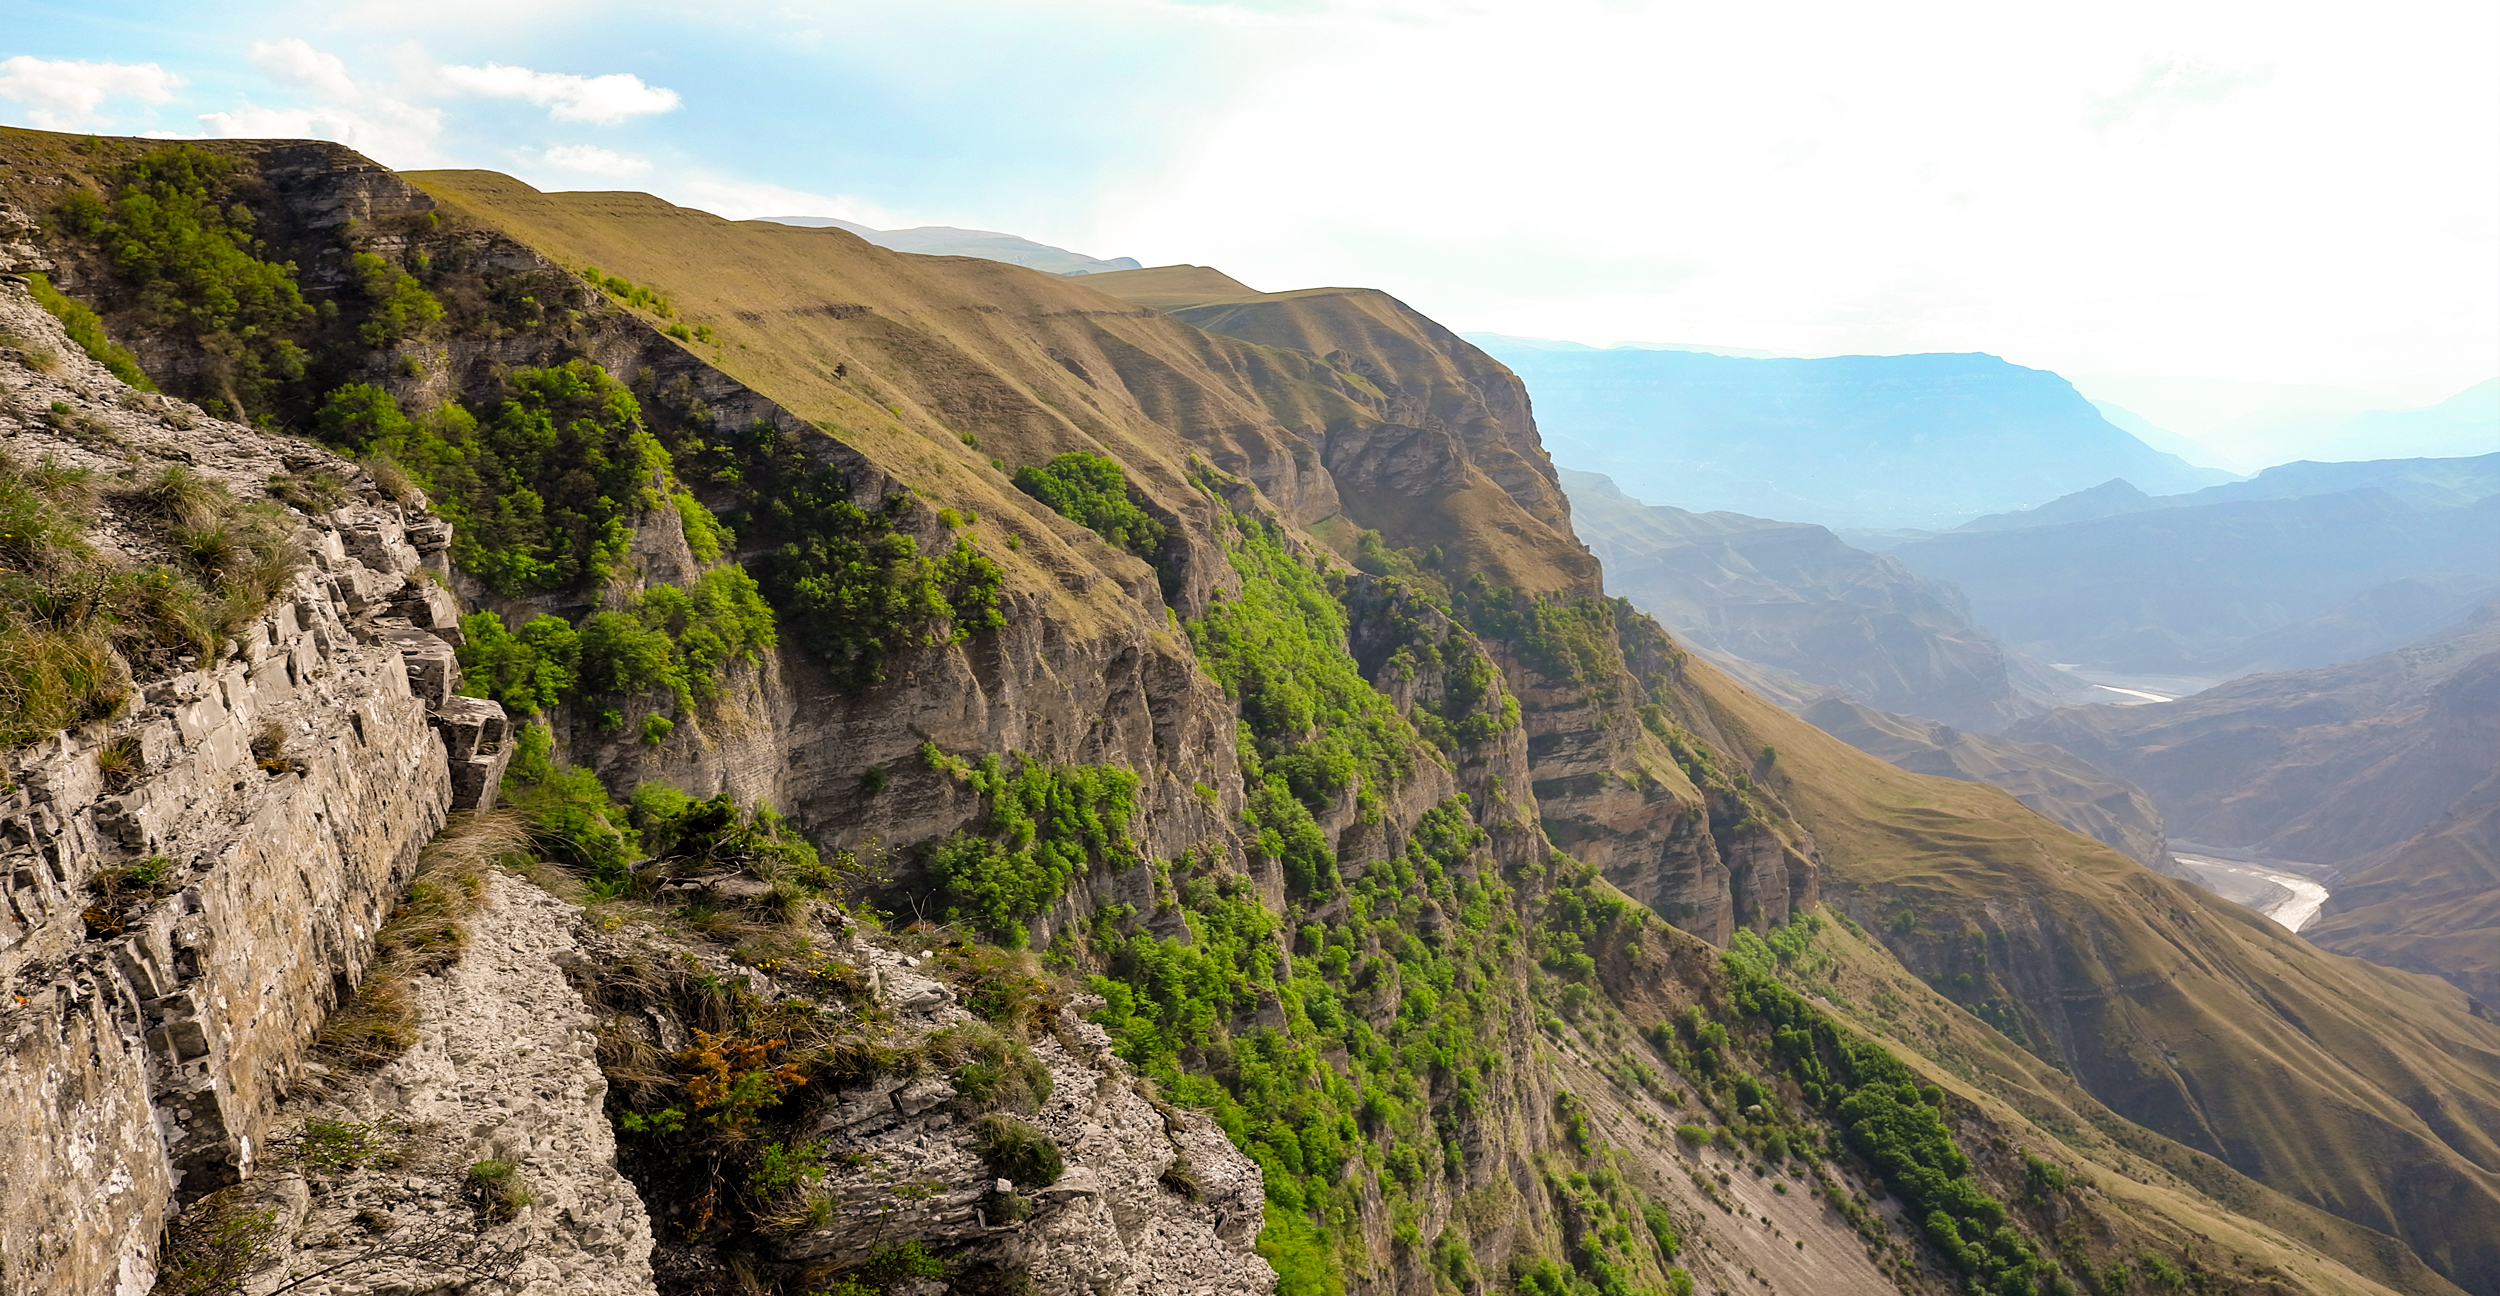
[730,421,1003,688]
[578,567,777,712]
[1012,451,1167,557]
[466,1159,532,1221]
[55,144,311,420]
[364,361,669,595]
[1450,576,1620,688]
[455,610,580,714]
[500,724,638,889]
[673,491,730,562]
[348,251,443,347]
[1724,915,2048,1293]
[929,755,1139,945]
[970,1112,1063,1187]
[936,1021,1053,1115]
[640,712,674,745]
[630,786,826,890]
[22,272,152,389]
[1188,507,1413,827]
[581,266,673,316]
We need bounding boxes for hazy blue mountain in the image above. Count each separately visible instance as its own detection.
[2087,399,2235,470]
[2177,451,2500,510]
[1956,478,2165,532]
[1472,345,2235,529]
[1890,489,2500,674]
[1562,469,2085,731]
[1953,452,2500,534]
[750,216,1141,275]
[2334,378,2498,459]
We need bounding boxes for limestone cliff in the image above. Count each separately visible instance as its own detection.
[0,278,509,1291]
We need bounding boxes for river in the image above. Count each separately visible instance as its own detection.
[2171,854,2332,933]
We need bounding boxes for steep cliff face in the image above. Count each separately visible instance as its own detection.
[5,130,2491,1296]
[0,279,508,1292]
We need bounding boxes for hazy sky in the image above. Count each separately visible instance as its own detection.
[4,0,2495,455]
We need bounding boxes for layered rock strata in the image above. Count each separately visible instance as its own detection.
[0,280,509,1293]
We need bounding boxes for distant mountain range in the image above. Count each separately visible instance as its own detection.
[750,215,1141,275]
[2072,374,2498,469]
[1956,452,2500,530]
[1879,467,2500,675]
[2011,603,2500,999]
[1468,342,2236,529]
[1459,332,1779,359]
[1561,469,2083,731]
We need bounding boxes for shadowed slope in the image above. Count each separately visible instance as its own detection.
[1801,696,2176,873]
[1643,651,2500,1293]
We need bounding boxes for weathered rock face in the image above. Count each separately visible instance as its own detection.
[0,281,508,1294]
[220,871,658,1296]
[574,914,1277,1296]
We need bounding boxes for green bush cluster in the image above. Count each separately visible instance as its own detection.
[455,610,582,715]
[581,266,674,317]
[729,420,1005,688]
[1722,916,2050,1295]
[328,362,672,594]
[55,144,312,422]
[1011,451,1167,557]
[457,567,774,720]
[1189,509,1414,822]
[22,272,154,389]
[500,723,640,885]
[1450,576,1621,689]
[631,782,829,889]
[347,250,444,347]
[1087,797,1512,1273]
[928,754,1140,946]
[1534,1156,1686,1296]
[0,456,298,746]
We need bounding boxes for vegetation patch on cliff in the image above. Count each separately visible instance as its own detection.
[1190,507,1414,823]
[0,453,299,746]
[925,751,1141,947]
[1012,450,1168,558]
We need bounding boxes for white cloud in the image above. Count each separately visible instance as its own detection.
[541,144,650,176]
[2088,58,2273,130]
[192,99,446,168]
[0,56,183,130]
[438,63,680,124]
[250,38,360,102]
[661,175,910,227]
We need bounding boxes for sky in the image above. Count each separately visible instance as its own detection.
[2,0,2494,466]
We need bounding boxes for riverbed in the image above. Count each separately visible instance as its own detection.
[2172,854,2332,932]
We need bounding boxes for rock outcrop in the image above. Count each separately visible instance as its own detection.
[0,279,510,1293]
[212,870,658,1296]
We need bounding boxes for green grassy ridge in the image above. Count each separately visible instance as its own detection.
[22,272,152,389]
[1721,916,2054,1295]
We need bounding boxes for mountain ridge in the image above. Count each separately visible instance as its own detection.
[2,129,2494,1296]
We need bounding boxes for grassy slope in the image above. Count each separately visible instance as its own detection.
[1660,655,2500,1292]
[2308,780,2500,1000]
[402,181,1587,601]
[356,186,2494,1294]
[1085,265,1598,598]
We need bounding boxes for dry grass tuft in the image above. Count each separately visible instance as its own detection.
[308,811,528,1076]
